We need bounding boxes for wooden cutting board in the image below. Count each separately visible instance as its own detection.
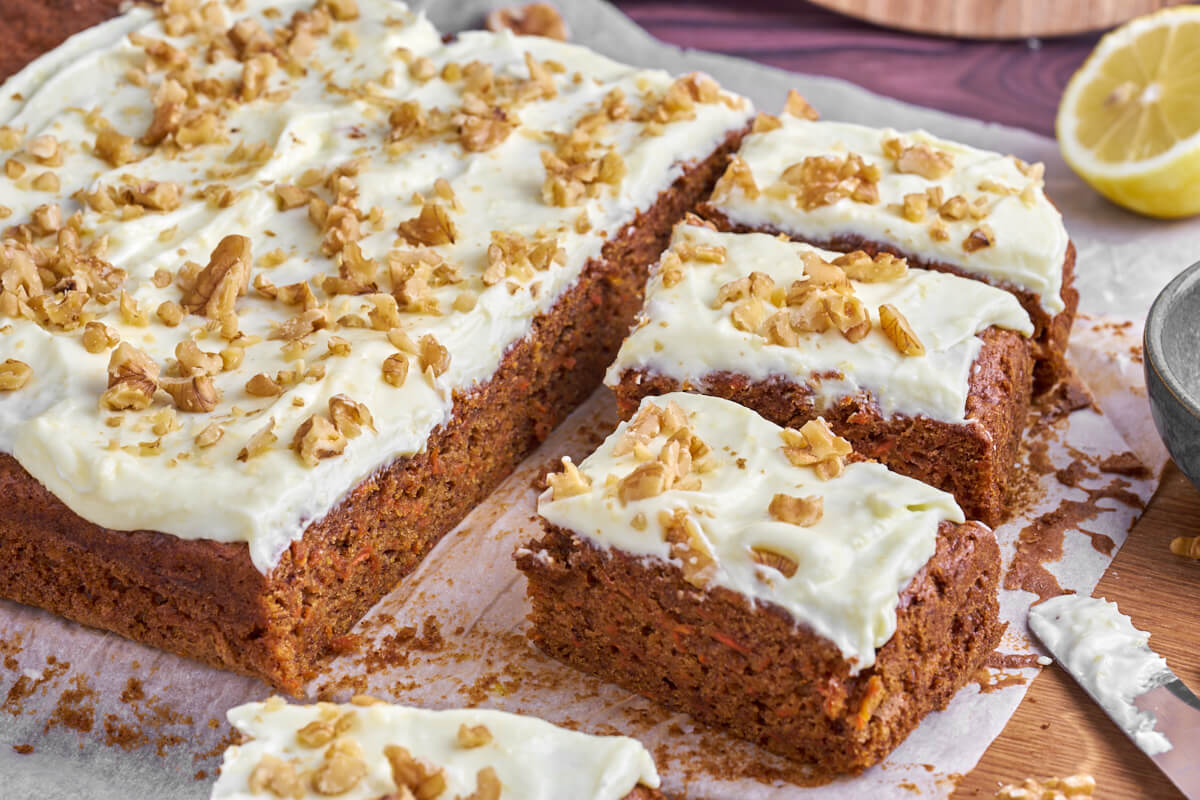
[809,0,1184,39]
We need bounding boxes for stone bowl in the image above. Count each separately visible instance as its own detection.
[1145,260,1200,489]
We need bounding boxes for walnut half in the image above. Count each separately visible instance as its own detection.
[181,235,252,318]
[101,343,159,411]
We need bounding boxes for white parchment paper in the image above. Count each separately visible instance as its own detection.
[1,1,1195,797]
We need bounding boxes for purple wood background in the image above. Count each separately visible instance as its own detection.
[613,0,1104,138]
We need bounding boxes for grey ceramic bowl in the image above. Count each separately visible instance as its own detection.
[1146,260,1200,487]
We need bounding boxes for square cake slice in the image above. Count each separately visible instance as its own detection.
[607,221,1034,525]
[516,392,1003,776]
[0,0,751,691]
[700,99,1076,392]
[213,697,663,799]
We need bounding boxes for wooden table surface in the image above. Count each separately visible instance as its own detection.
[611,2,1199,796]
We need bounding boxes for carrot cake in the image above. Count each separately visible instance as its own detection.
[0,0,752,691]
[516,392,1003,775]
[701,98,1076,391]
[213,696,662,799]
[606,222,1033,524]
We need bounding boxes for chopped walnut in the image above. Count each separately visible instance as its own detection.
[247,754,303,798]
[176,340,222,376]
[384,745,447,800]
[540,138,625,207]
[27,134,58,162]
[710,156,758,202]
[270,309,328,342]
[939,194,968,221]
[311,738,368,795]
[783,89,819,120]
[963,224,995,253]
[156,300,184,327]
[456,723,493,749]
[81,321,119,353]
[246,371,283,398]
[729,298,767,333]
[0,358,32,391]
[485,3,568,40]
[878,303,925,357]
[274,183,312,210]
[195,422,223,448]
[660,507,714,587]
[833,251,907,282]
[995,774,1095,800]
[768,493,823,526]
[618,461,666,504]
[237,418,276,461]
[418,334,449,377]
[547,456,591,499]
[780,418,852,480]
[381,353,409,387]
[901,192,928,222]
[750,546,799,579]
[94,128,136,168]
[296,719,336,749]
[101,343,159,411]
[161,376,220,413]
[328,395,374,439]
[396,203,456,247]
[892,141,954,179]
[778,153,880,210]
[459,766,502,800]
[292,414,348,467]
[181,235,252,318]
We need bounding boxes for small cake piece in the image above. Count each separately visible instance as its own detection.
[701,105,1077,391]
[607,222,1034,525]
[516,393,1003,775]
[213,697,662,799]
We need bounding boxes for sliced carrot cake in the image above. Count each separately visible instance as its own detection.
[701,97,1075,391]
[517,392,1003,775]
[606,222,1033,524]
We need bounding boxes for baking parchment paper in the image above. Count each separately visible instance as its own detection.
[0,1,1192,797]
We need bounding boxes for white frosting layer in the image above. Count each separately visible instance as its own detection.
[212,699,659,799]
[0,0,751,571]
[536,392,965,672]
[710,116,1069,314]
[1029,595,1173,756]
[605,224,1032,423]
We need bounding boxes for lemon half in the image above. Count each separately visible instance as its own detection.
[1057,7,1200,218]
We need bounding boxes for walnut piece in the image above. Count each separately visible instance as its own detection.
[311,738,368,795]
[660,507,714,587]
[878,303,925,356]
[1170,536,1200,559]
[456,723,493,749]
[710,156,758,202]
[382,354,410,387]
[247,754,303,798]
[778,152,880,210]
[384,745,447,800]
[418,334,449,378]
[0,358,32,391]
[459,766,502,800]
[195,422,223,448]
[397,203,456,247]
[780,418,852,480]
[750,546,799,579]
[328,395,374,438]
[101,343,160,411]
[833,251,907,283]
[547,456,591,499]
[237,418,276,461]
[768,493,823,526]
[783,89,819,120]
[81,321,119,354]
[485,3,568,40]
[995,774,1095,800]
[246,373,283,397]
[161,376,219,413]
[892,141,954,180]
[963,224,995,253]
[296,720,336,749]
[182,235,252,318]
[291,414,347,467]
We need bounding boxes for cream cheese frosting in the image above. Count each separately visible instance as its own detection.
[0,0,751,571]
[605,224,1032,423]
[1028,595,1173,756]
[708,114,1069,314]
[536,392,966,672]
[212,698,660,799]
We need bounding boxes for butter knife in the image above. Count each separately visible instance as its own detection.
[1028,594,1200,799]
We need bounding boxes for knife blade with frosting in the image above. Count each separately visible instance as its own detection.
[1029,594,1200,799]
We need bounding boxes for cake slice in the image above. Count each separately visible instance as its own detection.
[607,222,1033,525]
[516,392,1003,775]
[0,0,751,691]
[213,697,662,799]
[701,99,1076,392]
